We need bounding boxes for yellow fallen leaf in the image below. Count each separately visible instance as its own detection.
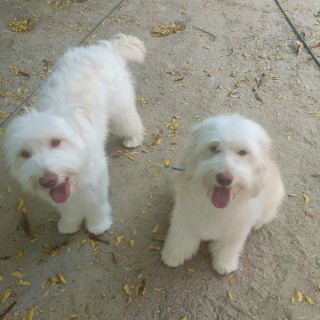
[164,160,171,167]
[286,133,292,142]
[18,250,24,260]
[28,305,36,320]
[154,288,162,292]
[227,290,235,302]
[116,236,124,247]
[181,317,187,320]
[152,224,159,233]
[186,267,195,273]
[19,280,31,286]
[130,240,134,247]
[57,273,67,285]
[0,275,3,281]
[123,283,132,306]
[135,279,146,297]
[296,78,300,85]
[11,271,24,278]
[89,239,96,250]
[291,290,303,304]
[148,246,160,251]
[17,197,24,210]
[41,280,46,289]
[314,112,320,117]
[305,211,314,218]
[302,193,309,206]
[1,288,12,304]
[306,295,315,305]
[153,169,160,178]
[288,193,297,197]
[43,291,49,298]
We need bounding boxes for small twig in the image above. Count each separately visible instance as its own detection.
[191,26,216,40]
[0,301,16,320]
[89,234,112,245]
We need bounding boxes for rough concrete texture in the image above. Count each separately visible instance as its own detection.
[1,0,320,319]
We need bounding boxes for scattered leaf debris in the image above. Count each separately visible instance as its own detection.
[9,19,33,33]
[151,23,184,37]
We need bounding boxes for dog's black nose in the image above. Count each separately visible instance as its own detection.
[216,172,233,186]
[39,172,58,188]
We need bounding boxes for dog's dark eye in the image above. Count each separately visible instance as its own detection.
[238,150,247,156]
[210,145,219,153]
[21,150,31,159]
[51,139,61,147]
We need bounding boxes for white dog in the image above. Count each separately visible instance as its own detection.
[161,114,285,275]
[3,34,145,235]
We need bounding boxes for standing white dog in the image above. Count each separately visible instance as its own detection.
[3,34,145,235]
[161,114,284,275]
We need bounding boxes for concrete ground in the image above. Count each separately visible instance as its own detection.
[1,0,320,319]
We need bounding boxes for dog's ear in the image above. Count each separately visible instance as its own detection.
[249,139,271,198]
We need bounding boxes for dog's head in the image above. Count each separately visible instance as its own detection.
[182,114,271,208]
[3,110,88,204]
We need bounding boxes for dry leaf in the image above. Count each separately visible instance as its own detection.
[28,305,36,320]
[164,160,171,167]
[130,240,134,247]
[227,290,235,302]
[286,133,292,142]
[116,236,124,247]
[112,252,119,264]
[17,197,24,210]
[0,276,3,281]
[305,295,315,306]
[305,211,314,218]
[43,291,49,298]
[135,279,146,297]
[18,250,24,260]
[291,290,303,304]
[302,193,309,206]
[151,133,162,147]
[11,271,24,278]
[152,224,159,233]
[57,274,67,285]
[1,289,12,304]
[153,170,160,178]
[123,283,132,306]
[148,246,160,251]
[186,267,195,273]
[288,194,297,197]
[0,301,16,319]
[19,280,31,286]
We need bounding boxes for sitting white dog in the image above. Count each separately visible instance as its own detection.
[3,34,145,235]
[161,114,285,275]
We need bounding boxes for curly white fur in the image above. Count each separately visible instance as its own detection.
[3,34,146,235]
[161,114,285,275]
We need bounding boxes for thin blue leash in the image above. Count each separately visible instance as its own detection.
[171,166,185,172]
[0,0,125,130]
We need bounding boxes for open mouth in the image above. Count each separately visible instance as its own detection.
[49,178,70,204]
[210,186,232,209]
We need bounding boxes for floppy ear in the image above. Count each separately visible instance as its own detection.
[249,139,271,198]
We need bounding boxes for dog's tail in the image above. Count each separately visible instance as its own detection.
[100,34,146,63]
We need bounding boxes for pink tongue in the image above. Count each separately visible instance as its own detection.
[211,187,232,208]
[50,182,70,203]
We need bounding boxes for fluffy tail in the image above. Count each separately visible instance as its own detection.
[100,34,146,63]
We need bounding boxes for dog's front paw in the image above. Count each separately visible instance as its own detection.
[86,217,112,235]
[123,136,143,148]
[58,220,81,234]
[212,257,238,275]
[161,249,185,267]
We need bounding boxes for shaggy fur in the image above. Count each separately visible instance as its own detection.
[3,34,145,235]
[161,114,285,275]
